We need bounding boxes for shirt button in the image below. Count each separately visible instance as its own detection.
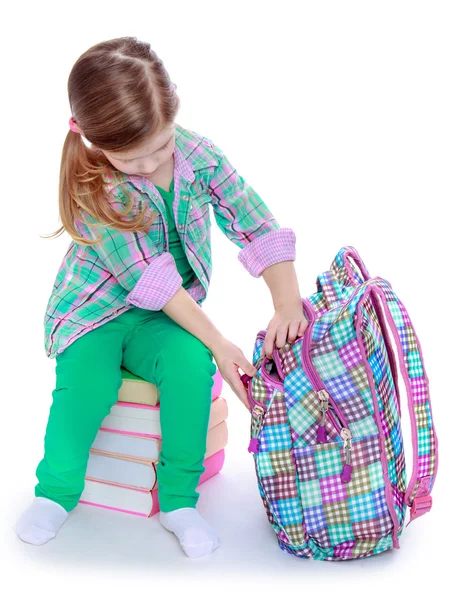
[178,224,184,230]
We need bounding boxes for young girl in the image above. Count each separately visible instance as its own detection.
[15,36,306,558]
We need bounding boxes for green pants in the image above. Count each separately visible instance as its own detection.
[35,306,217,512]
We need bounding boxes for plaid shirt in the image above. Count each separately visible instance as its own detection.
[44,123,296,358]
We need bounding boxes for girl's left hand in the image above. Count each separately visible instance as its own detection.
[260,300,309,359]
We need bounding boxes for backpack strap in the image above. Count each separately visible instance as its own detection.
[367,279,438,526]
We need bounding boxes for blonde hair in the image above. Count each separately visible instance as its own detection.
[45,36,180,245]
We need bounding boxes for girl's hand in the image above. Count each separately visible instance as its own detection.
[260,300,308,359]
[210,336,257,411]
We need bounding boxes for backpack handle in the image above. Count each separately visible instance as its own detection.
[316,246,371,310]
[342,246,371,286]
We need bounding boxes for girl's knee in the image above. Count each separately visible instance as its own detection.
[159,340,216,380]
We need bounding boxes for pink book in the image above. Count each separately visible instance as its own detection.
[79,448,225,517]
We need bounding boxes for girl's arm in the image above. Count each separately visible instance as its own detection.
[161,286,225,350]
[261,260,302,309]
[161,285,257,405]
[74,203,183,311]
[203,140,297,278]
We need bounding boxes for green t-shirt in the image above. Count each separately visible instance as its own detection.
[154,177,195,290]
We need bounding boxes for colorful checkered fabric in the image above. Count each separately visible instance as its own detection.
[44,123,296,358]
[245,246,438,561]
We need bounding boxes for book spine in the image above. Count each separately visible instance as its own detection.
[100,397,227,438]
[79,448,226,518]
[91,420,227,464]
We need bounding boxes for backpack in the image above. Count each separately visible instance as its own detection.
[241,246,438,561]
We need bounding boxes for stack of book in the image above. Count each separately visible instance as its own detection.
[79,367,227,517]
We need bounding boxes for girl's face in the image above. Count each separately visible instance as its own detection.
[101,122,176,177]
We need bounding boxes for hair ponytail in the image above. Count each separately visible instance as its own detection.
[43,36,180,245]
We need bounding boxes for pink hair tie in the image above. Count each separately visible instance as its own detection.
[69,116,79,133]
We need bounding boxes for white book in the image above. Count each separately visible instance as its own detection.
[80,449,226,517]
[88,421,228,490]
[91,430,158,461]
[86,453,156,490]
[100,396,227,437]
[81,478,155,516]
[92,412,228,461]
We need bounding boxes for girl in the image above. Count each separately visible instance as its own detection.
[15,36,307,558]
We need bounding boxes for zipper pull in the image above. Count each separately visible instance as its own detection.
[248,406,264,454]
[316,390,329,443]
[240,373,253,388]
[340,428,353,483]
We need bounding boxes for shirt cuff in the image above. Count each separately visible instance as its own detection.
[125,252,183,310]
[237,227,296,278]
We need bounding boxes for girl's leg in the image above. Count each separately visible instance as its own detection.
[16,318,128,544]
[122,310,219,557]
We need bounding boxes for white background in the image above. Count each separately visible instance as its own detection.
[1,1,454,597]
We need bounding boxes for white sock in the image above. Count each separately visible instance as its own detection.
[159,507,220,558]
[15,497,69,545]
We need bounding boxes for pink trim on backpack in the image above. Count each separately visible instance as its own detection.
[356,288,400,549]
[370,284,438,512]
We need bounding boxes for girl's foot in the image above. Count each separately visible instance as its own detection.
[159,507,220,558]
[15,497,69,545]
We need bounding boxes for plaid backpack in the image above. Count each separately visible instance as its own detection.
[241,246,438,561]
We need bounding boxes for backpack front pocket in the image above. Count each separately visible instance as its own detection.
[251,385,307,550]
[292,433,395,558]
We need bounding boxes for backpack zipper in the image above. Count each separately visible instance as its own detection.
[260,356,284,388]
[241,357,283,414]
[247,330,353,478]
[240,371,266,454]
[254,328,350,435]
[340,428,353,482]
[245,311,353,473]
[241,359,283,455]
[248,404,265,454]
[317,389,339,442]
[301,298,354,483]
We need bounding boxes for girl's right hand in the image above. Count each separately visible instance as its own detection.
[209,336,257,411]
